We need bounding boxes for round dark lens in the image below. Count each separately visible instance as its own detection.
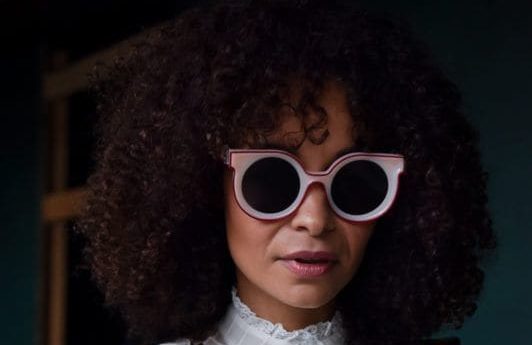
[241,157,300,214]
[331,160,388,215]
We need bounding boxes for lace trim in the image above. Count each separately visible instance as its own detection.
[231,288,343,342]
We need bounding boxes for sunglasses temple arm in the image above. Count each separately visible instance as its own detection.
[222,146,231,166]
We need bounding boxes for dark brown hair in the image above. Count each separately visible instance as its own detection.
[78,1,496,344]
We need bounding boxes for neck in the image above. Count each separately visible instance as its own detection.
[236,279,336,331]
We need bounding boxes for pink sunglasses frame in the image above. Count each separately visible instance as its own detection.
[224,149,405,222]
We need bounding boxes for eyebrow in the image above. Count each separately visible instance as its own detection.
[255,142,299,154]
[256,142,360,168]
[330,144,360,162]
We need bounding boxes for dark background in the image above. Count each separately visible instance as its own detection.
[1,0,531,344]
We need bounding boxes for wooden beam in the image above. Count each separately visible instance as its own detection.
[46,52,70,345]
[47,222,68,345]
[43,28,156,101]
[42,187,87,223]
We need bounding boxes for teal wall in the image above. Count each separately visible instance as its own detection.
[0,43,42,345]
[359,0,532,344]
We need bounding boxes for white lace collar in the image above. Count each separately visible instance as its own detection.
[211,288,346,345]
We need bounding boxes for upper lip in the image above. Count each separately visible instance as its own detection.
[281,251,338,261]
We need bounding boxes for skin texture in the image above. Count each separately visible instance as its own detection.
[224,81,376,330]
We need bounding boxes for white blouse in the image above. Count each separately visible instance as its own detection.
[160,289,346,345]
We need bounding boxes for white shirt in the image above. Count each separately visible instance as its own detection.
[160,289,346,345]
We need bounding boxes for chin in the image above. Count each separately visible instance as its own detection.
[281,283,338,309]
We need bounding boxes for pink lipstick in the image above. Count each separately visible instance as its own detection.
[280,251,337,278]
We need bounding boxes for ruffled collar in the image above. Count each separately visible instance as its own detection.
[214,288,345,345]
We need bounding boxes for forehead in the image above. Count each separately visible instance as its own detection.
[266,80,355,144]
[262,80,358,170]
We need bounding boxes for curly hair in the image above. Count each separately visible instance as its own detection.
[78,1,496,344]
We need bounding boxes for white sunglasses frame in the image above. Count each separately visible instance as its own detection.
[224,149,405,222]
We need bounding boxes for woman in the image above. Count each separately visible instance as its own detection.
[79,1,496,344]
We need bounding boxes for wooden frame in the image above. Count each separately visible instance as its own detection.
[40,30,142,343]
[45,51,69,344]
[42,188,87,223]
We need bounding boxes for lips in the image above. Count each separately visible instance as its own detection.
[279,251,337,278]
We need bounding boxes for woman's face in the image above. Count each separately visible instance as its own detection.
[224,81,376,326]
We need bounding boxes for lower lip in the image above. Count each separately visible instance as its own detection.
[280,259,334,278]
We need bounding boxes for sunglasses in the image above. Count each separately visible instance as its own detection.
[224,149,405,222]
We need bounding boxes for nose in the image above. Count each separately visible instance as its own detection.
[289,182,335,236]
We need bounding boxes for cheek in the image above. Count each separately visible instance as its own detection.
[223,171,275,264]
[225,197,256,259]
[224,172,247,255]
[340,220,376,271]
